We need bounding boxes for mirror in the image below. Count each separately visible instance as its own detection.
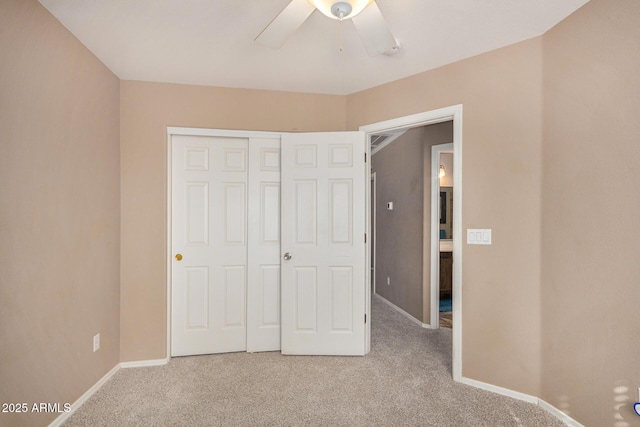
[439,186,453,239]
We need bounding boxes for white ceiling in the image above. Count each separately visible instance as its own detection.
[39,0,589,95]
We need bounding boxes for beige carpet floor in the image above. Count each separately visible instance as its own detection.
[63,297,562,426]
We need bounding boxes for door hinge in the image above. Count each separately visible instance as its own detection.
[364,233,367,243]
[364,153,367,163]
[365,314,367,324]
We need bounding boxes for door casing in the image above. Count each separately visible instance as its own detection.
[430,143,453,330]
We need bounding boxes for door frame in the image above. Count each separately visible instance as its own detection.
[359,105,463,381]
[370,171,376,296]
[430,143,453,329]
[165,127,282,359]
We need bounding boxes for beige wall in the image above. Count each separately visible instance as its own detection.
[0,1,121,426]
[348,38,544,395]
[541,0,640,425]
[120,81,347,360]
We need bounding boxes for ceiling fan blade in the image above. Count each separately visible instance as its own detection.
[352,2,399,56]
[255,0,316,49]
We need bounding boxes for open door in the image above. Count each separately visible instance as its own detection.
[280,132,367,355]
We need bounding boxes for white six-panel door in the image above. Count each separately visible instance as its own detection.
[280,132,367,355]
[171,135,249,356]
[246,138,281,352]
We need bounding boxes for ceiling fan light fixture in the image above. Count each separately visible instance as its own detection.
[309,0,374,20]
[331,2,352,20]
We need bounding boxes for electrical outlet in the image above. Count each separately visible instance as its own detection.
[93,334,100,352]
[386,277,391,286]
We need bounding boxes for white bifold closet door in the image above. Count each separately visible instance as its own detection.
[171,135,281,356]
[171,131,366,357]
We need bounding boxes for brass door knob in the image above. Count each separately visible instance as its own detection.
[175,254,183,261]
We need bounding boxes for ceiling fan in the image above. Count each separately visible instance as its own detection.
[255,0,400,56]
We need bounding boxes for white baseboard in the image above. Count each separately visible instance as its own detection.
[48,364,120,427]
[48,358,169,427]
[538,399,585,427]
[459,377,585,427]
[459,376,538,404]
[374,294,432,328]
[120,358,169,369]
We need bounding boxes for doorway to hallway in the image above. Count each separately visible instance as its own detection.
[360,105,463,380]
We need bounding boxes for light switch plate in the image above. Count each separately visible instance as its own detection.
[467,229,492,245]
